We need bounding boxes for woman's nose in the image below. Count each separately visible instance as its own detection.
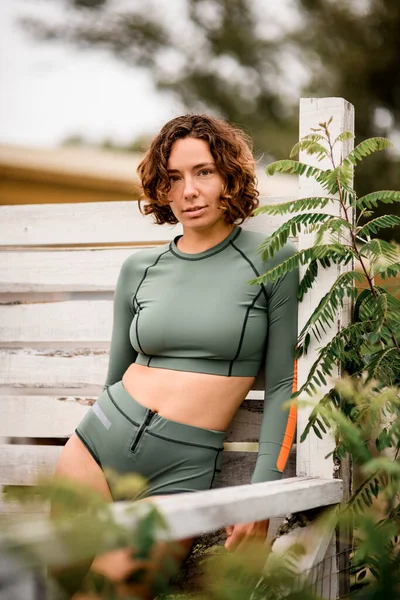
[183,177,199,198]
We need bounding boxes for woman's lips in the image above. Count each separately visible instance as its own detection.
[184,206,207,218]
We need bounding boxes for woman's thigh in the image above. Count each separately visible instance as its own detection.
[54,432,113,501]
[53,434,193,599]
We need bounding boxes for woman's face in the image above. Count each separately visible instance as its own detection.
[166,137,228,234]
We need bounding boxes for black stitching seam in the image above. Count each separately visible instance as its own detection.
[228,288,263,376]
[106,387,140,427]
[146,430,223,452]
[210,449,222,488]
[133,248,171,354]
[169,228,241,261]
[75,428,102,467]
[229,240,269,304]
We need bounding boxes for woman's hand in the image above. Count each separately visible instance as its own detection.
[224,520,269,552]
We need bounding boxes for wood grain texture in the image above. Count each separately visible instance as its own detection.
[0,395,263,441]
[0,349,109,388]
[0,197,294,248]
[296,98,355,480]
[2,478,342,567]
[1,301,113,344]
[0,201,180,247]
[0,248,136,293]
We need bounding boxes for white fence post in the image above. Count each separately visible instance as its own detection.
[296,97,355,598]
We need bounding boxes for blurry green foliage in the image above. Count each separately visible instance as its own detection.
[17,0,400,241]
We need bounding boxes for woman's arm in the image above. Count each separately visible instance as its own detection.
[251,244,299,484]
[104,256,139,390]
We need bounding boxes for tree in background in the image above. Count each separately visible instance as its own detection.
[19,0,400,239]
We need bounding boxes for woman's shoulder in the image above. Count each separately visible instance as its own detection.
[237,227,297,267]
[118,243,171,277]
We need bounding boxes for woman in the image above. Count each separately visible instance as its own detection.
[55,114,299,598]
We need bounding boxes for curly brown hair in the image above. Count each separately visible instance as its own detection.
[137,114,259,225]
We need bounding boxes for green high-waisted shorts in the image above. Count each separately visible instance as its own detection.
[75,381,225,499]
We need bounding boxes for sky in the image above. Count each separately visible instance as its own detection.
[0,0,185,149]
[0,0,305,151]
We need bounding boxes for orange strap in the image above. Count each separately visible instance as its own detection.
[276,359,298,472]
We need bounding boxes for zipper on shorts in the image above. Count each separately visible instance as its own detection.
[130,409,156,453]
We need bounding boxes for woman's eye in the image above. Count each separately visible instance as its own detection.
[169,175,180,183]
[198,169,213,176]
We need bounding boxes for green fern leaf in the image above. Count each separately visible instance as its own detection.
[260,213,339,259]
[254,196,336,216]
[343,137,393,168]
[297,321,375,397]
[360,238,399,265]
[290,139,329,161]
[249,244,350,286]
[376,262,400,279]
[314,216,353,246]
[356,190,400,210]
[367,348,400,385]
[357,215,400,238]
[355,190,400,210]
[297,260,319,301]
[265,159,326,183]
[333,131,355,145]
[298,270,366,345]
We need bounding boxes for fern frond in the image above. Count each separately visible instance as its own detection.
[299,388,337,442]
[348,471,384,512]
[297,260,319,301]
[322,164,354,190]
[333,131,355,146]
[290,139,329,161]
[360,239,399,265]
[367,348,400,386]
[358,215,400,238]
[265,159,326,182]
[313,216,353,246]
[298,270,366,346]
[259,213,342,259]
[254,196,335,216]
[249,244,350,286]
[356,190,400,210]
[376,262,400,279]
[295,321,375,397]
[343,137,393,168]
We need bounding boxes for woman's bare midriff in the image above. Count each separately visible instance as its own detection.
[122,363,255,432]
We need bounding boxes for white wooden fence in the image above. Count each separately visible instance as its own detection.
[0,98,354,599]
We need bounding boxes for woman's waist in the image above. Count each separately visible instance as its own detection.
[121,362,255,431]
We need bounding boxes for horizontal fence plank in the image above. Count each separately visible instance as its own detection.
[0,350,266,394]
[0,445,62,485]
[1,301,113,344]
[0,395,263,442]
[0,198,293,248]
[147,478,342,541]
[0,444,295,487]
[3,478,343,564]
[0,248,136,293]
[0,395,93,438]
[0,349,108,388]
[0,201,181,247]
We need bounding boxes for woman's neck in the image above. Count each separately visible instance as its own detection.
[177,224,235,254]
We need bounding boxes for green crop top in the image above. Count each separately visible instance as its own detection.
[104,225,299,484]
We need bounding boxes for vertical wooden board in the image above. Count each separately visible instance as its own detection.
[296,98,354,480]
